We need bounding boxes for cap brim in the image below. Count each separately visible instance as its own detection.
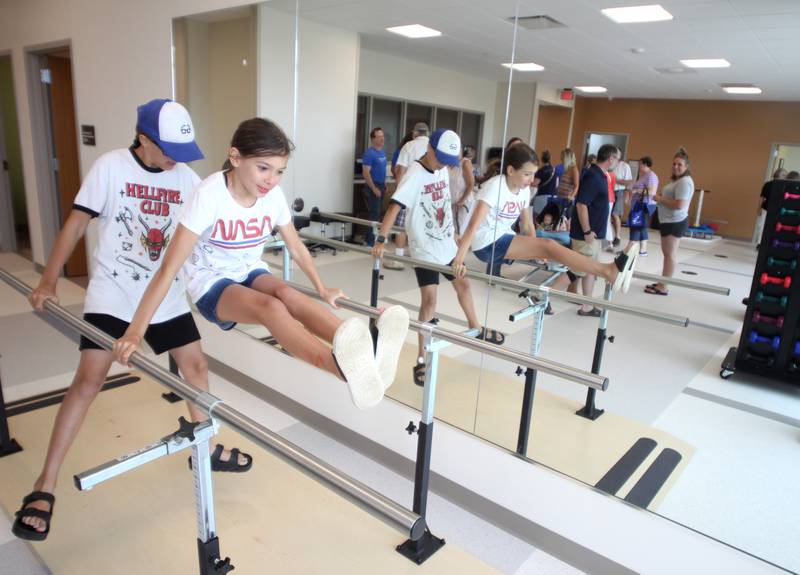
[435,150,460,167]
[159,139,204,163]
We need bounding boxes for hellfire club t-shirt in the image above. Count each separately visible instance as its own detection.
[390,160,457,265]
[74,147,200,323]
[179,171,291,303]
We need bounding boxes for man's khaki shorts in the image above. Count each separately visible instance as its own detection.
[570,238,599,278]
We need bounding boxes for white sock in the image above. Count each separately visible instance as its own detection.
[396,248,405,257]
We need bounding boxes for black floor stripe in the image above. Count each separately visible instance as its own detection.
[4,372,133,409]
[595,437,657,496]
[6,376,140,417]
[624,448,682,509]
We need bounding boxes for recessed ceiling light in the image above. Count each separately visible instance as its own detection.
[680,58,731,68]
[575,86,607,93]
[502,62,545,72]
[386,24,441,39]
[629,47,646,54]
[601,4,673,24]
[721,84,762,94]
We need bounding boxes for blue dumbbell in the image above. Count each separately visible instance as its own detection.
[780,207,800,217]
[755,291,788,307]
[794,341,800,357]
[767,256,797,270]
[748,331,781,350]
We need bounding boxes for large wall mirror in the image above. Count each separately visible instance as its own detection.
[172,2,795,572]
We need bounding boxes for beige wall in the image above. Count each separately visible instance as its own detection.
[535,104,571,160]
[570,97,800,238]
[0,0,255,264]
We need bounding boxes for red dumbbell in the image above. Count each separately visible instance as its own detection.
[786,192,800,201]
[753,311,785,328]
[760,273,792,288]
[775,222,800,234]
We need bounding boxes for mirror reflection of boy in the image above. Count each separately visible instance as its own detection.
[373,129,505,386]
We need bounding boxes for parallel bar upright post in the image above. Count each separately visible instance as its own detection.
[0,355,23,457]
[516,297,547,456]
[369,256,381,350]
[162,354,184,403]
[576,283,613,420]
[397,329,446,564]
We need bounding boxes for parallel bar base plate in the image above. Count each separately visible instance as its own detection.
[162,392,183,403]
[575,406,605,421]
[396,530,446,565]
[0,438,22,458]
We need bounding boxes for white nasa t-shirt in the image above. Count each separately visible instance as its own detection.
[74,147,199,323]
[471,174,530,251]
[390,160,457,265]
[179,171,291,303]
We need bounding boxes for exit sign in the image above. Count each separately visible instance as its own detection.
[559,88,574,101]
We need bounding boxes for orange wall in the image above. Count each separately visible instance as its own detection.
[569,97,800,238]
[535,105,571,160]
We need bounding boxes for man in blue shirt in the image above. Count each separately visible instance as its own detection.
[569,144,619,316]
[362,127,387,246]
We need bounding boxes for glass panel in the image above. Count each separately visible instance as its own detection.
[355,94,368,167]
[372,97,402,161]
[460,111,482,172]
[434,107,458,132]
[405,103,433,135]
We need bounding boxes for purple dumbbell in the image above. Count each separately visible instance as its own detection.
[772,238,800,250]
[748,331,781,350]
[753,311,785,328]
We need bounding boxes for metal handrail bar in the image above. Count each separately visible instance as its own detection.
[296,231,690,328]
[313,211,730,296]
[0,268,424,541]
[285,280,608,391]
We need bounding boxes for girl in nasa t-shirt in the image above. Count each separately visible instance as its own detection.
[115,118,409,410]
[453,144,637,293]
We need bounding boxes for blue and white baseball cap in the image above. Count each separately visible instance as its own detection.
[429,128,461,167]
[136,99,204,163]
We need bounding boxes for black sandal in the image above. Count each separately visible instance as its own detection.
[477,327,506,345]
[412,362,426,387]
[188,444,253,473]
[12,491,55,541]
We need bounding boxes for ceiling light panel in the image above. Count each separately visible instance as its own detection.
[575,86,608,93]
[680,58,731,68]
[502,62,545,71]
[386,24,441,39]
[601,4,673,24]
[721,84,762,94]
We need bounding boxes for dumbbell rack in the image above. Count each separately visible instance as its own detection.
[721,179,800,383]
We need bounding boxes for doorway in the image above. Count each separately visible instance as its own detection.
[0,54,28,255]
[582,132,629,166]
[766,143,800,178]
[25,45,84,275]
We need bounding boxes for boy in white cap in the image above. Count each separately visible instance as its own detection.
[373,129,504,386]
[13,99,251,542]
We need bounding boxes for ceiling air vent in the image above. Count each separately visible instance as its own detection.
[654,66,697,74]
[509,15,566,30]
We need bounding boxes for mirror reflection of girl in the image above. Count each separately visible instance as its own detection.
[115,118,409,409]
[452,144,637,292]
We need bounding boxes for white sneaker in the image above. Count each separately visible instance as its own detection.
[383,258,405,270]
[375,305,410,390]
[332,318,384,409]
